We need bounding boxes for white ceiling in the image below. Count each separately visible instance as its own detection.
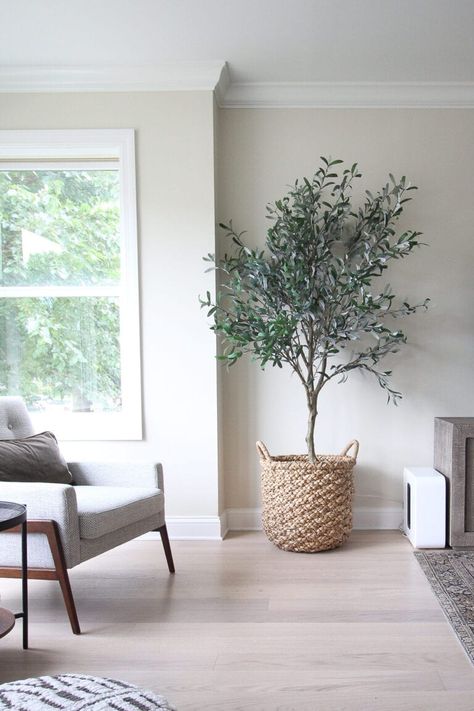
[2,0,473,84]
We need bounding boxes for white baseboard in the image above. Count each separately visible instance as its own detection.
[140,506,403,541]
[352,506,403,530]
[225,506,403,532]
[167,516,227,539]
[226,508,262,531]
[140,516,225,541]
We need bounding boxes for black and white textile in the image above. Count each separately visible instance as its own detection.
[0,674,175,710]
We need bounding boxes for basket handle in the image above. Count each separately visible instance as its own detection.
[341,439,359,460]
[256,441,271,461]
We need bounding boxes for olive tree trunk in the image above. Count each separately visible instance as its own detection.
[305,390,318,463]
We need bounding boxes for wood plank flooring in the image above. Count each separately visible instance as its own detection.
[0,531,473,710]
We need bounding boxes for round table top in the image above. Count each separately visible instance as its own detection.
[0,607,15,639]
[0,501,27,531]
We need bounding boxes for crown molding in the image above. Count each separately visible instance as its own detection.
[214,62,231,107]
[0,62,226,93]
[2,67,473,108]
[219,81,474,108]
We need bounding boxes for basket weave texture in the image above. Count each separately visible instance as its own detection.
[257,440,359,553]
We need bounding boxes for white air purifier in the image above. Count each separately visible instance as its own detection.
[403,467,446,548]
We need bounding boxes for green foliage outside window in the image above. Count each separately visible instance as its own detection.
[0,169,121,412]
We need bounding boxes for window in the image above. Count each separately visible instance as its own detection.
[0,130,141,439]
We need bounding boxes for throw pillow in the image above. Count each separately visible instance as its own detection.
[0,431,73,484]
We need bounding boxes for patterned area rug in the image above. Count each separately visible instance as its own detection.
[0,674,175,710]
[415,550,474,663]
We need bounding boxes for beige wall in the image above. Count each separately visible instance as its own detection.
[217,108,474,513]
[2,95,474,524]
[0,91,219,519]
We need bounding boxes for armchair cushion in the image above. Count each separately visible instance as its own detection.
[0,431,72,484]
[74,486,164,540]
[68,461,163,490]
[0,396,34,439]
[0,481,80,568]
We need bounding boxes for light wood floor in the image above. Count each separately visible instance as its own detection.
[0,531,473,710]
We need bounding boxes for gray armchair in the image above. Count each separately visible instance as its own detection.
[0,397,174,634]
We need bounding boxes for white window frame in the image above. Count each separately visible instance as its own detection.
[0,129,142,440]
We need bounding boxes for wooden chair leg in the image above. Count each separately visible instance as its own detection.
[1,520,81,635]
[41,521,81,635]
[158,524,175,573]
[3,520,175,634]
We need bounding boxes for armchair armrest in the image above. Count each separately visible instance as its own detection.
[67,462,164,491]
[0,482,80,568]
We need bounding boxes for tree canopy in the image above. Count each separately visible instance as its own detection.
[202,158,429,460]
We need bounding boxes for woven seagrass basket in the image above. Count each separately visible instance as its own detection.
[257,439,359,553]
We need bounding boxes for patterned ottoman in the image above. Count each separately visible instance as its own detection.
[0,674,175,710]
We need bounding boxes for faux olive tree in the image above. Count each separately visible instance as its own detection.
[201,158,428,462]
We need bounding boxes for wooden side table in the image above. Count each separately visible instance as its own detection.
[0,502,28,648]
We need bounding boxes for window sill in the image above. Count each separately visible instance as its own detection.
[30,410,142,441]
